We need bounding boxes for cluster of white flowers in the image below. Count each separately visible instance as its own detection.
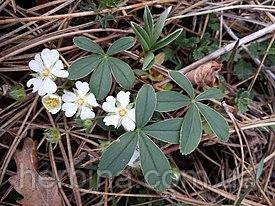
[27,49,136,131]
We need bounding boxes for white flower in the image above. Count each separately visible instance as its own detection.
[128,146,140,167]
[62,81,99,120]
[42,94,62,114]
[102,91,135,131]
[27,48,69,96]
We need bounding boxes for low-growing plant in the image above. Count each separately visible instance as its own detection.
[79,0,119,28]
[234,59,253,80]
[131,6,183,70]
[97,72,229,191]
[68,36,135,100]
[24,5,230,192]
[235,90,253,113]
[156,71,229,154]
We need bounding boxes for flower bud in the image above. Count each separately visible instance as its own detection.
[44,128,61,144]
[9,84,26,102]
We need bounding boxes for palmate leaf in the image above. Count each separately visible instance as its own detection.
[195,88,224,101]
[196,102,229,141]
[152,29,183,51]
[89,59,112,100]
[156,91,191,112]
[234,59,253,80]
[142,52,155,70]
[107,37,135,55]
[71,36,136,100]
[135,85,156,128]
[235,90,252,113]
[138,131,172,191]
[73,36,105,54]
[180,104,202,155]
[143,118,183,144]
[152,6,172,44]
[169,71,195,98]
[98,131,139,176]
[109,57,135,89]
[68,55,103,80]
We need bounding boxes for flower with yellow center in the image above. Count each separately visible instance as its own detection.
[42,94,62,114]
[118,108,127,117]
[62,81,99,120]
[102,91,135,131]
[27,48,69,96]
[42,68,51,77]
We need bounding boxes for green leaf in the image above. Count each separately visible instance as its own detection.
[89,60,112,100]
[73,36,105,54]
[68,55,103,80]
[196,102,229,141]
[98,131,138,176]
[131,22,151,52]
[235,90,252,113]
[256,158,264,180]
[152,6,172,44]
[169,71,195,98]
[180,104,202,155]
[192,49,205,60]
[156,91,191,112]
[107,37,135,55]
[109,57,135,89]
[195,88,224,101]
[135,84,156,128]
[143,118,183,144]
[142,52,155,70]
[139,132,172,191]
[234,59,253,80]
[152,29,183,51]
[91,171,99,191]
[144,6,154,37]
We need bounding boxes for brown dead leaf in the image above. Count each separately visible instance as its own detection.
[154,52,165,65]
[9,138,63,206]
[185,61,222,87]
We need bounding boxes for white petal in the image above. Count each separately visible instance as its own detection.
[37,78,57,96]
[127,108,135,123]
[27,77,43,93]
[41,48,59,68]
[121,116,135,131]
[103,115,120,128]
[34,53,44,68]
[29,59,43,72]
[62,90,77,102]
[128,147,140,167]
[62,102,78,117]
[48,106,61,114]
[42,94,61,114]
[85,93,99,107]
[51,60,68,78]
[117,91,130,108]
[80,106,95,120]
[75,81,89,96]
[102,96,116,112]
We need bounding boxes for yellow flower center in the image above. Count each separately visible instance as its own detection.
[118,108,128,117]
[77,97,85,106]
[42,68,51,77]
[44,97,60,109]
